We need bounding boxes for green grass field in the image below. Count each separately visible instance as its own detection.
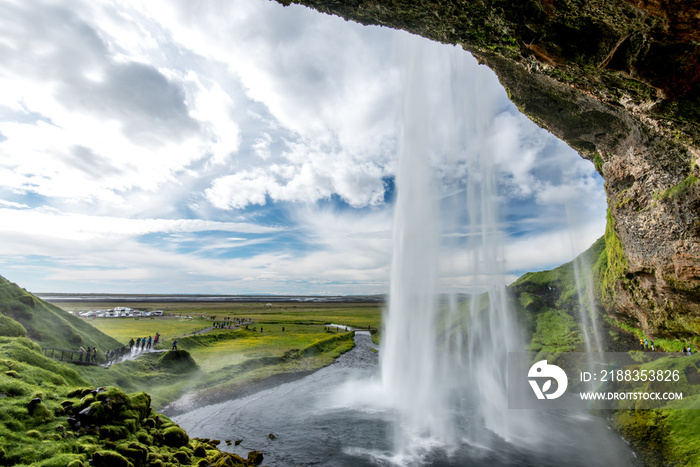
[55,300,383,409]
[85,317,215,345]
[65,301,381,338]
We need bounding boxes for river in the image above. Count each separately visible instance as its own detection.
[173,332,639,466]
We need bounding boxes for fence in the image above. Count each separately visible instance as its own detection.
[42,347,101,366]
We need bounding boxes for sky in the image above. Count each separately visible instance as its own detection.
[0,0,607,295]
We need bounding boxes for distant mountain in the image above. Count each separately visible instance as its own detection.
[0,274,121,351]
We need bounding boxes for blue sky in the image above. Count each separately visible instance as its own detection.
[0,0,607,295]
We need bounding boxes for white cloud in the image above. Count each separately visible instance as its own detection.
[187,75,241,164]
[253,133,272,161]
[0,207,281,241]
[125,0,400,209]
[205,170,275,210]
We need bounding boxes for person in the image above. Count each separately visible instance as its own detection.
[261,327,263,333]
[650,341,655,351]
[129,338,135,352]
[147,336,152,350]
[282,327,285,332]
[172,339,178,351]
[79,346,86,362]
[92,347,98,362]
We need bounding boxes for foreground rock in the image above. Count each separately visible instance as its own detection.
[0,385,263,467]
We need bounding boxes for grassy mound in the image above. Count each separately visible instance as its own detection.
[0,314,27,338]
[158,350,198,372]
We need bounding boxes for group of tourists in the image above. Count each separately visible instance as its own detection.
[78,346,99,362]
[211,317,250,325]
[73,331,165,367]
[641,338,655,351]
[210,317,253,330]
[128,333,160,353]
[641,337,697,356]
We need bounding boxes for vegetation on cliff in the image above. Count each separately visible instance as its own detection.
[510,236,700,466]
[510,236,606,355]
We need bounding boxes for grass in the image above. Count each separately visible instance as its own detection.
[0,277,120,352]
[509,236,606,354]
[608,353,700,466]
[654,174,699,200]
[86,317,216,344]
[178,325,347,372]
[65,301,383,329]
[509,242,700,466]
[159,327,356,408]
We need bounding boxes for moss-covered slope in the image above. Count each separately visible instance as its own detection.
[0,377,263,467]
[0,306,261,466]
[0,275,121,352]
[510,236,606,355]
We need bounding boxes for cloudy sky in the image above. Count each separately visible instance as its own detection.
[0,0,607,295]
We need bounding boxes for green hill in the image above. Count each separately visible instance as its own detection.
[0,274,262,467]
[0,275,121,352]
[509,236,607,355]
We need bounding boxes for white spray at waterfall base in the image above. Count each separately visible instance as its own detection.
[379,33,534,457]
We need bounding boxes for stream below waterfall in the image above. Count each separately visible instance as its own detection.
[173,332,639,466]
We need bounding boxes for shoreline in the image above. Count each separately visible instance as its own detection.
[160,367,324,417]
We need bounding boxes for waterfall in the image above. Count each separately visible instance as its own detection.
[566,206,605,355]
[380,35,450,455]
[380,33,529,456]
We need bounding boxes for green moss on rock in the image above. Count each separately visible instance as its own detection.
[91,450,133,467]
[158,350,198,372]
[115,441,148,467]
[162,426,189,448]
[99,425,129,441]
[0,315,27,338]
[597,209,628,307]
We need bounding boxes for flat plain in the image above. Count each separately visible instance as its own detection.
[46,298,383,409]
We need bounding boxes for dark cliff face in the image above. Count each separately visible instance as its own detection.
[276,0,700,338]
